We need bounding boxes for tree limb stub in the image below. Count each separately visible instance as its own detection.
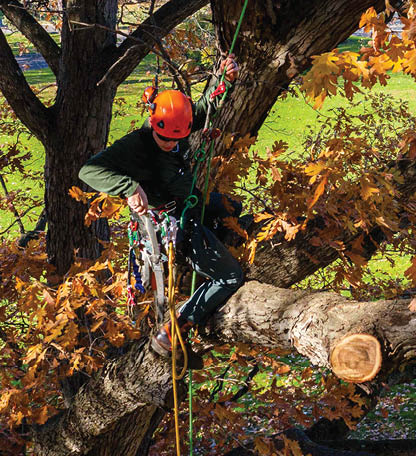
[331,334,382,383]
[33,281,416,455]
[209,281,416,377]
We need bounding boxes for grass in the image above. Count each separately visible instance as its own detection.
[0,34,414,250]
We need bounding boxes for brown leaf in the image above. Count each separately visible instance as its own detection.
[223,217,248,240]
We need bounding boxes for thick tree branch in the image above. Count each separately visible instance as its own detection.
[0,28,51,142]
[32,282,416,455]
[0,0,60,75]
[98,0,208,88]
[208,281,416,378]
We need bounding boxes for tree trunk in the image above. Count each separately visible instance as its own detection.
[42,0,119,275]
[44,86,115,274]
[204,0,385,163]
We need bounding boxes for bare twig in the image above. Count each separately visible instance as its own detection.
[234,184,274,213]
[148,0,156,16]
[69,21,187,89]
[0,205,39,235]
[209,364,232,401]
[0,173,25,235]
[221,363,259,403]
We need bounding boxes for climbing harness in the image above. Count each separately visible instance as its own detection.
[126,203,177,326]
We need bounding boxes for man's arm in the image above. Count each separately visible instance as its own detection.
[78,131,149,198]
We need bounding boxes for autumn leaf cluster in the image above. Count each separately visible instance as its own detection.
[302,5,416,108]
[213,84,416,299]
[0,232,147,440]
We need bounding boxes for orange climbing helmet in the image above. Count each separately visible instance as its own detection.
[143,88,193,139]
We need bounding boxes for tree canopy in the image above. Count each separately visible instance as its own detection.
[1,0,416,455]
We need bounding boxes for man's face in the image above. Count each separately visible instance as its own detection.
[152,130,180,152]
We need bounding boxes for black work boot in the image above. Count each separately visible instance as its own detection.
[151,316,203,369]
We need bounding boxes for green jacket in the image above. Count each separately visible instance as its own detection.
[78,81,232,208]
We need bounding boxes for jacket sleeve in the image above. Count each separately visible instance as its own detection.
[192,77,234,131]
[78,132,149,198]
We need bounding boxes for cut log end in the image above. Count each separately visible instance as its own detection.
[330,334,382,383]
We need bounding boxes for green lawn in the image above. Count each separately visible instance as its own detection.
[1,34,415,255]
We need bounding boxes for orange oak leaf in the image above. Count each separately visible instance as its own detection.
[308,174,328,209]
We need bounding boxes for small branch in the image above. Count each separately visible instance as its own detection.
[143,28,189,95]
[222,363,259,403]
[148,0,156,16]
[68,21,186,89]
[0,173,25,235]
[234,184,274,213]
[97,0,208,88]
[209,364,232,401]
[0,205,39,235]
[18,208,46,247]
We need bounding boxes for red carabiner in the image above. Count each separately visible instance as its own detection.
[210,81,226,100]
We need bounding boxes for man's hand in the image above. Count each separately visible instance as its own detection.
[127,184,148,215]
[220,53,239,83]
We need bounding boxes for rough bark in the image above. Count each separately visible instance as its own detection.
[191,0,384,161]
[206,0,385,156]
[32,340,182,455]
[32,282,416,455]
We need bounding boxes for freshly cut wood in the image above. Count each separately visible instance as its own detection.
[330,334,382,383]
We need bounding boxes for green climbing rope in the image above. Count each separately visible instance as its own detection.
[187,1,249,454]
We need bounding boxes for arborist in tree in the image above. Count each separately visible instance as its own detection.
[79,54,243,360]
